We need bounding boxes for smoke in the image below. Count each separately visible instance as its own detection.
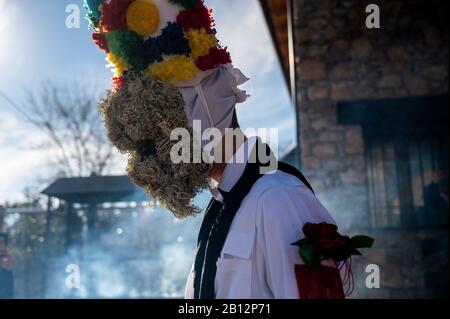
[316,185,369,232]
[44,194,209,299]
[158,243,194,298]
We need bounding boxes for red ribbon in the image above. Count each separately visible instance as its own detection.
[295,264,349,299]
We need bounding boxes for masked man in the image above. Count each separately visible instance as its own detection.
[85,0,337,299]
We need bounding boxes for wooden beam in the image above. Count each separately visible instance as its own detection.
[258,0,290,90]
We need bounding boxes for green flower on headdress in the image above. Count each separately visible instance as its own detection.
[106,31,145,71]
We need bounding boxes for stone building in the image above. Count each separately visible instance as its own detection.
[259,0,448,298]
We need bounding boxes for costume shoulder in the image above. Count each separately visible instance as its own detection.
[253,170,335,228]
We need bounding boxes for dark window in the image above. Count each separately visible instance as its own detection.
[338,95,449,229]
[365,134,448,228]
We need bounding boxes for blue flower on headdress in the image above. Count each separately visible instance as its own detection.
[84,0,103,20]
[135,22,191,70]
[159,22,191,56]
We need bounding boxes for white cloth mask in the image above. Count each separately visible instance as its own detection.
[177,64,249,151]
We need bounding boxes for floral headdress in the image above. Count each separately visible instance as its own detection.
[84,0,239,218]
[85,0,231,86]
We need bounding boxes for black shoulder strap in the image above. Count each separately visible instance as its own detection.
[277,161,315,194]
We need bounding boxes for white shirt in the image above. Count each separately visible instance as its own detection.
[185,137,336,299]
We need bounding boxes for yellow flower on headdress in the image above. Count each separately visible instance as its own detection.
[126,0,160,37]
[106,53,130,77]
[187,28,218,59]
[148,55,199,84]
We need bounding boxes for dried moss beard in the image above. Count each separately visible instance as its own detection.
[127,151,210,219]
[99,72,211,219]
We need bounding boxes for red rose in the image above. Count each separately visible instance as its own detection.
[316,235,353,262]
[303,222,338,241]
[302,223,354,262]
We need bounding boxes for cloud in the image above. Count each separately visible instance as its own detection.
[0,0,16,32]
[0,147,46,202]
[0,0,20,63]
[206,0,276,79]
[0,113,49,201]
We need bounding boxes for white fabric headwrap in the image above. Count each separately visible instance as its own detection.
[177,64,250,151]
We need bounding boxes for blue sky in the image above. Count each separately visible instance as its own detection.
[0,0,295,203]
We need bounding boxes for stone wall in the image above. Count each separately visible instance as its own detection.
[292,0,449,298]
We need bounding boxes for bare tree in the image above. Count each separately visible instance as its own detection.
[1,81,115,177]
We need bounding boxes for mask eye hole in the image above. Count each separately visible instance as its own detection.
[137,139,158,160]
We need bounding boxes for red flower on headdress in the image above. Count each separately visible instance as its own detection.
[112,76,126,91]
[92,32,110,53]
[100,0,134,32]
[195,47,231,71]
[176,1,215,32]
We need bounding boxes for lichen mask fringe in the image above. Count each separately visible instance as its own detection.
[99,72,210,218]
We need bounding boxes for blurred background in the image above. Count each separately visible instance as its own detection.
[0,0,448,299]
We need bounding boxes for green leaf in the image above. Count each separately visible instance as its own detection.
[291,237,310,247]
[350,235,374,248]
[292,237,320,267]
[299,242,315,266]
